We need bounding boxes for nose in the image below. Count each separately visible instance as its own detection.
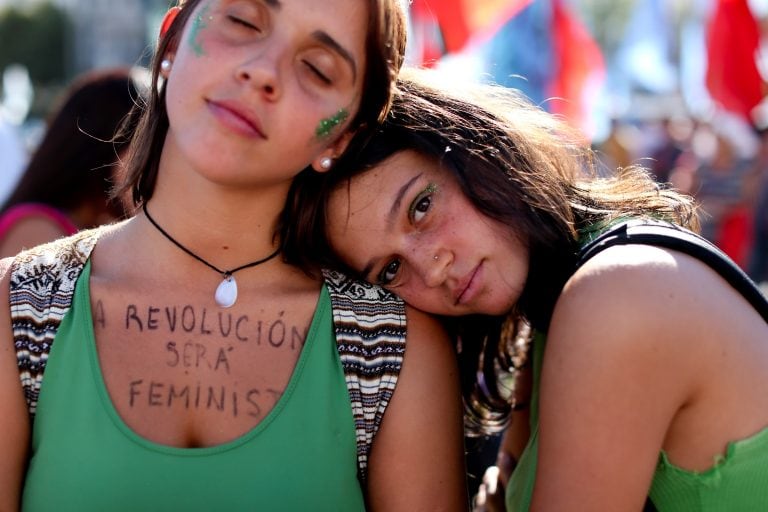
[236,49,281,101]
[419,248,452,288]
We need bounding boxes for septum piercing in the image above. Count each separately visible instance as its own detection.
[320,157,333,170]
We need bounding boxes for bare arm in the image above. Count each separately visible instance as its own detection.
[366,306,468,511]
[530,246,702,511]
[0,257,30,510]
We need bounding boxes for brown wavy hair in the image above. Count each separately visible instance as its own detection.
[114,0,407,208]
[282,68,699,434]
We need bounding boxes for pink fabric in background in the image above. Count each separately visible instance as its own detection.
[0,203,78,241]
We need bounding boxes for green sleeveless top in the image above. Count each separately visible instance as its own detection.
[505,221,768,510]
[22,261,365,511]
[505,334,768,510]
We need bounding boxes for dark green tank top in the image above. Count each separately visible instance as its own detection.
[22,261,365,511]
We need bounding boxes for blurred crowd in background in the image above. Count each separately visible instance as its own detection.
[0,0,767,286]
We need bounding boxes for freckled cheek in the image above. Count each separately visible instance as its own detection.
[408,231,443,258]
[397,285,438,312]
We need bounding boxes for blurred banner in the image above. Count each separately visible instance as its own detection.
[706,0,764,121]
[409,0,533,61]
[548,0,605,137]
[408,0,604,137]
[616,0,677,95]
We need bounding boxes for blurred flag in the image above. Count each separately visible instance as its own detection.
[616,0,677,94]
[706,0,764,121]
[483,1,554,105]
[547,0,605,136]
[408,0,532,65]
[407,0,605,136]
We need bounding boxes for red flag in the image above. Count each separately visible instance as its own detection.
[706,0,764,121]
[410,0,532,59]
[548,0,605,137]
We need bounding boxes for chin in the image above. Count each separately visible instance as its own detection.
[481,295,518,316]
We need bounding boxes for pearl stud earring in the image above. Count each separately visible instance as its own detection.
[320,157,333,170]
[160,59,172,73]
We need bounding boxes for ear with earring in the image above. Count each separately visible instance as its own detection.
[161,59,173,74]
[320,157,333,171]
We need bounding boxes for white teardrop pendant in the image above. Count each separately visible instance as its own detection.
[215,274,238,308]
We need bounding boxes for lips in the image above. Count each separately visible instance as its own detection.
[207,99,267,139]
[454,261,482,305]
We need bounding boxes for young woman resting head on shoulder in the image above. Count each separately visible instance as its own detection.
[284,68,768,511]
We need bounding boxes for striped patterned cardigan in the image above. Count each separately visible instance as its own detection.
[9,227,406,483]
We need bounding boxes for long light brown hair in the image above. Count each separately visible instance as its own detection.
[283,69,699,433]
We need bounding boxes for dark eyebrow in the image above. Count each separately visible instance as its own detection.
[360,173,422,280]
[311,30,357,82]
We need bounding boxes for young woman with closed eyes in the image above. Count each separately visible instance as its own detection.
[0,4,468,510]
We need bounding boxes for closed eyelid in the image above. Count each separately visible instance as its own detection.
[310,31,357,82]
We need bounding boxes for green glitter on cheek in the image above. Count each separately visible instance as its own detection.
[188,5,211,57]
[315,108,350,138]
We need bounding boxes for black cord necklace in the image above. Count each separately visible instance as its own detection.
[142,203,281,308]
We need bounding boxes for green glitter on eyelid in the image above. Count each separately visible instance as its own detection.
[188,5,211,56]
[315,109,349,138]
[409,183,438,219]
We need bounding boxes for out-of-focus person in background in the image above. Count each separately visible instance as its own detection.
[0,67,146,258]
[649,115,693,184]
[688,124,758,267]
[0,112,26,206]
[0,64,33,207]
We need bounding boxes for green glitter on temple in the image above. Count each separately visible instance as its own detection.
[188,5,211,57]
[316,109,350,138]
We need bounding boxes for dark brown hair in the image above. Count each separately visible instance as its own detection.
[2,67,142,220]
[282,69,699,433]
[115,0,407,208]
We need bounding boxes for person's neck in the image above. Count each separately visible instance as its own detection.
[145,177,286,270]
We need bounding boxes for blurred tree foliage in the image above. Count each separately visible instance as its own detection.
[0,2,70,85]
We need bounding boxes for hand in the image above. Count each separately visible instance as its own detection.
[472,466,506,512]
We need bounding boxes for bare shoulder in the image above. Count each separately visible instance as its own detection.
[544,243,747,419]
[533,244,768,508]
[553,243,751,352]
[544,241,764,428]
[403,306,455,361]
[531,245,721,508]
[399,306,464,396]
[366,305,467,511]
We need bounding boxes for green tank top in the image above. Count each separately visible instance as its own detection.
[22,261,365,511]
[505,331,768,510]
